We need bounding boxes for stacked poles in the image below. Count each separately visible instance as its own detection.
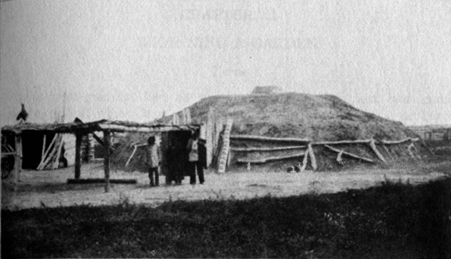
[228,135,421,171]
[37,134,64,170]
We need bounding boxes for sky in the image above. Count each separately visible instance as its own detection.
[1,0,450,127]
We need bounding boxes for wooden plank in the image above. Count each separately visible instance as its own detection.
[230,135,311,143]
[217,119,234,173]
[307,144,317,170]
[236,152,306,164]
[369,139,387,164]
[324,145,374,163]
[104,130,111,192]
[230,145,307,152]
[75,133,82,179]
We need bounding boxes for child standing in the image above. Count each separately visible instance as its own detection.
[145,136,160,187]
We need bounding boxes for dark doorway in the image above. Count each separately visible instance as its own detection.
[162,130,192,184]
[22,132,56,169]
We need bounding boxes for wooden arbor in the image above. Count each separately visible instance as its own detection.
[1,120,199,192]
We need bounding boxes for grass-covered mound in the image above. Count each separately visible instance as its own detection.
[163,93,418,141]
[2,178,450,258]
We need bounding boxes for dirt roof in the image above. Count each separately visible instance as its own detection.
[163,93,419,141]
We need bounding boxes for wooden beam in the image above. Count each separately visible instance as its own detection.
[230,145,307,152]
[324,145,374,163]
[74,133,82,179]
[379,138,419,145]
[312,139,371,145]
[230,135,311,143]
[98,123,197,133]
[74,118,115,151]
[104,130,111,192]
[67,178,137,184]
[369,139,387,164]
[236,152,306,164]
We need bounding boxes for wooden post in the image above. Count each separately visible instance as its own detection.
[104,130,111,193]
[75,133,82,179]
[14,134,22,190]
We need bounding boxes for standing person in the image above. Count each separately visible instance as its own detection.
[145,136,160,187]
[187,131,205,185]
[166,141,185,185]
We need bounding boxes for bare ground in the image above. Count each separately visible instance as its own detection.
[2,161,449,210]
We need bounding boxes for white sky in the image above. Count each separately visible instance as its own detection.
[1,0,450,127]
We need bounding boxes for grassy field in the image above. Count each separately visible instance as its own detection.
[2,176,451,258]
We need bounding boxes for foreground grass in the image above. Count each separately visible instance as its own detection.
[2,178,450,258]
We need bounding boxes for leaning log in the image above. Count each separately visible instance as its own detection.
[369,139,387,164]
[125,144,147,167]
[324,145,374,163]
[37,134,58,170]
[382,144,394,161]
[379,138,419,145]
[307,144,317,170]
[300,151,308,172]
[407,143,418,160]
[312,139,371,145]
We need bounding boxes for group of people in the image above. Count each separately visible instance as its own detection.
[144,131,205,187]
